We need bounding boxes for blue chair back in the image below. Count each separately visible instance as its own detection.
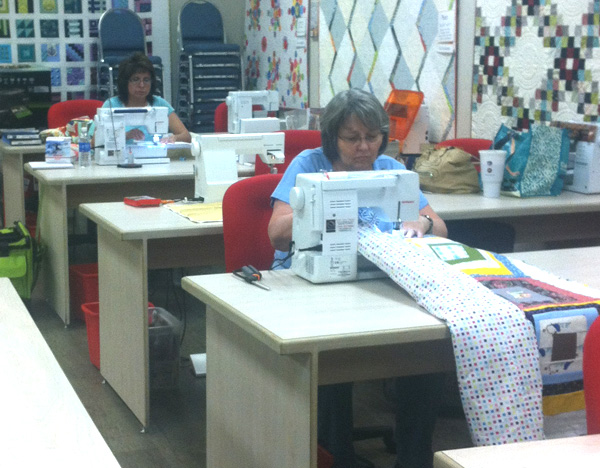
[99,9,146,62]
[179,1,225,50]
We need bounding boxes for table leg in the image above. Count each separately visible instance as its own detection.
[206,311,316,467]
[2,152,25,226]
[36,183,71,324]
[97,226,150,429]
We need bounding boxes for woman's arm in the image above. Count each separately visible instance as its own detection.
[268,200,294,251]
[168,112,191,143]
[400,204,448,238]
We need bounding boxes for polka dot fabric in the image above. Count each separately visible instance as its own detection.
[357,225,545,446]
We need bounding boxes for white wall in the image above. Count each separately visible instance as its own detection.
[456,0,476,138]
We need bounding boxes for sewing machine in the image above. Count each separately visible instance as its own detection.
[289,170,420,283]
[192,132,285,203]
[94,107,169,165]
[226,90,280,134]
[552,121,600,194]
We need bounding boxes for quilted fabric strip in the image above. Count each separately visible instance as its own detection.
[357,225,545,446]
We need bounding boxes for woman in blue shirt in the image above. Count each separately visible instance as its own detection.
[268,89,448,468]
[102,52,190,143]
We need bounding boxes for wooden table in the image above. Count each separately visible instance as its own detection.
[0,139,45,227]
[180,246,600,468]
[433,434,600,468]
[79,202,225,429]
[25,161,196,324]
[0,278,121,467]
[25,159,255,325]
[426,191,600,249]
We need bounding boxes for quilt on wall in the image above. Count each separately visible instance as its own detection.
[0,0,170,103]
[472,0,600,139]
[318,0,456,143]
[244,0,309,109]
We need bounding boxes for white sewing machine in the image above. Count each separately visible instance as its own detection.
[289,170,420,283]
[94,107,169,165]
[551,121,600,194]
[192,132,285,203]
[226,90,280,134]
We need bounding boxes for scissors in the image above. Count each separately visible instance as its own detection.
[233,265,270,291]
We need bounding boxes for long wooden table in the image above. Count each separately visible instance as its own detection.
[78,188,600,433]
[181,246,600,468]
[79,202,224,429]
[0,278,121,467]
[25,159,255,325]
[26,161,196,324]
[426,191,600,249]
[433,434,600,468]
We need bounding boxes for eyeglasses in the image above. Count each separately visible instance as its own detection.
[129,77,151,85]
[338,133,382,146]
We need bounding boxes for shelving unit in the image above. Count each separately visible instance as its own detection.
[176,46,241,133]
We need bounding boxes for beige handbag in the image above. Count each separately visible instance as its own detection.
[413,146,480,194]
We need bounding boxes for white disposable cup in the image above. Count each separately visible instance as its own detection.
[479,149,507,198]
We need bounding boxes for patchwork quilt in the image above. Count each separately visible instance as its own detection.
[405,236,600,418]
[356,212,599,445]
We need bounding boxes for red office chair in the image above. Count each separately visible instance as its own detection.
[255,129,322,176]
[213,101,275,133]
[213,102,228,132]
[222,173,394,467]
[222,173,283,273]
[47,99,104,128]
[584,317,600,434]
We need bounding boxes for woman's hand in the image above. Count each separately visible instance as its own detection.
[400,216,430,238]
[125,128,145,141]
[401,207,448,238]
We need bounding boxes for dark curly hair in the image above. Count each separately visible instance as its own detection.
[116,52,157,105]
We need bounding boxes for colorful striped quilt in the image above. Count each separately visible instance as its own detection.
[356,215,599,445]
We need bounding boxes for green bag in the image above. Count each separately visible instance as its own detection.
[0,222,42,299]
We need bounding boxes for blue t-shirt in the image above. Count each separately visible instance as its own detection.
[271,147,429,267]
[101,96,174,143]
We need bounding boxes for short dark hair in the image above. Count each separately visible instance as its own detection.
[320,89,389,163]
[116,52,157,105]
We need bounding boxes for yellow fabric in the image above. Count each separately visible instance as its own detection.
[166,202,222,223]
[542,390,585,416]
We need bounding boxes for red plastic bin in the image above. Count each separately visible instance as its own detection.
[82,301,155,370]
[69,263,98,321]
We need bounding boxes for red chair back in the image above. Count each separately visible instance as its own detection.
[213,102,228,132]
[222,173,283,273]
[255,129,322,176]
[435,138,492,156]
[584,317,600,434]
[435,138,492,172]
[47,99,104,128]
[213,101,277,133]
